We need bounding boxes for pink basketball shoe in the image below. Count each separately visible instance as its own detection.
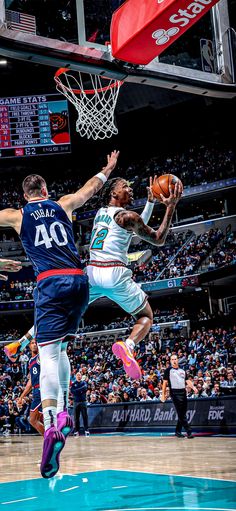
[112,341,142,379]
[57,411,74,439]
[40,425,65,479]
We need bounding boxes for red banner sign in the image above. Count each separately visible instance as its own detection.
[111,0,220,65]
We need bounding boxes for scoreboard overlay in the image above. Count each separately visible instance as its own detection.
[0,93,71,158]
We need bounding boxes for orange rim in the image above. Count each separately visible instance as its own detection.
[54,67,123,95]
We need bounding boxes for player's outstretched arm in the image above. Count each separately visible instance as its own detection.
[4,327,34,361]
[0,258,22,281]
[0,259,22,271]
[0,208,22,228]
[58,150,120,214]
[0,209,23,280]
[115,181,182,246]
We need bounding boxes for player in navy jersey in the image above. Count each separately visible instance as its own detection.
[0,149,119,478]
[17,339,44,436]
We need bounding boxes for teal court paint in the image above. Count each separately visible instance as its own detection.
[0,470,235,511]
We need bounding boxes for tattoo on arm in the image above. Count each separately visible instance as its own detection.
[114,211,134,232]
[156,205,175,244]
[115,206,175,246]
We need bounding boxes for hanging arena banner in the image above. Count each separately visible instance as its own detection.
[87,397,236,434]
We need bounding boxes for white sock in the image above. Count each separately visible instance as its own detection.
[38,343,61,429]
[57,343,70,414]
[43,406,57,431]
[125,338,135,352]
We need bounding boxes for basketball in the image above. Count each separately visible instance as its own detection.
[152,174,182,200]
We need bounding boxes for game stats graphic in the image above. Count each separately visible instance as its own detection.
[0,94,71,158]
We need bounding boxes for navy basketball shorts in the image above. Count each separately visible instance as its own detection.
[34,270,89,345]
[30,390,42,413]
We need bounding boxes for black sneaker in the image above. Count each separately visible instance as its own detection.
[187,433,194,439]
[175,432,185,438]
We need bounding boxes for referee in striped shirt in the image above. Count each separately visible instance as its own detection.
[161,354,197,438]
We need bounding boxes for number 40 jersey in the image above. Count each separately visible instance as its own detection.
[20,198,82,275]
[90,206,132,266]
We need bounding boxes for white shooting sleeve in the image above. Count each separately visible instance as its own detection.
[140,201,154,224]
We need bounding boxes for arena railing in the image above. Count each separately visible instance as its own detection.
[75,320,190,345]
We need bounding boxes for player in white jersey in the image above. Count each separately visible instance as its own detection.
[5,176,182,380]
[87,176,182,379]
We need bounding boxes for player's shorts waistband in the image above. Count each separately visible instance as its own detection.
[89,260,126,268]
[37,268,84,282]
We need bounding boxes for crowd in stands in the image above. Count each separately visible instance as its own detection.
[133,228,224,281]
[0,280,35,302]
[208,232,236,271]
[76,145,235,213]
[0,320,235,434]
[79,307,189,334]
[0,145,235,213]
[0,236,28,260]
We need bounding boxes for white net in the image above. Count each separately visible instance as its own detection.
[54,69,123,140]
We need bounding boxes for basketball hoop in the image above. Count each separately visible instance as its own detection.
[54,68,123,141]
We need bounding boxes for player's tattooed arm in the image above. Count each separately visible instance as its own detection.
[115,206,175,246]
[116,180,182,246]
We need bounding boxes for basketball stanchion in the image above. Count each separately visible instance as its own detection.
[54,68,123,140]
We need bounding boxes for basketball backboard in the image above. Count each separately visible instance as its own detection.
[0,0,235,97]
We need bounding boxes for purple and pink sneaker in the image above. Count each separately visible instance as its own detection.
[112,341,142,379]
[40,425,65,479]
[57,411,74,439]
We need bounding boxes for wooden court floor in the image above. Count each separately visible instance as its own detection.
[0,435,235,511]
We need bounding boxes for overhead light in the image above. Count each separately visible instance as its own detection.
[0,59,7,65]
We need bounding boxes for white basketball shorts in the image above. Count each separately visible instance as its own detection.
[87,264,147,316]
